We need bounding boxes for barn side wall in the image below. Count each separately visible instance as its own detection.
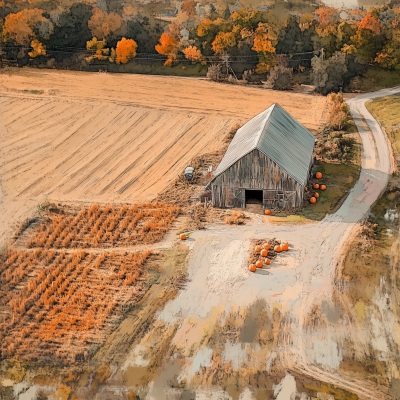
[211,149,304,209]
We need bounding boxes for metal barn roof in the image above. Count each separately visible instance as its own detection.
[211,103,315,186]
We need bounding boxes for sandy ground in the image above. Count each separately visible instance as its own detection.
[0,68,326,248]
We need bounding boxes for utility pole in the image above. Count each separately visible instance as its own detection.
[221,52,229,75]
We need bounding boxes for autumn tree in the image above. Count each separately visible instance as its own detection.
[212,31,236,54]
[115,38,137,64]
[28,39,46,58]
[349,12,384,62]
[85,37,109,62]
[155,32,179,66]
[314,7,338,30]
[3,9,53,46]
[252,23,276,74]
[88,8,123,40]
[374,18,400,69]
[183,45,202,61]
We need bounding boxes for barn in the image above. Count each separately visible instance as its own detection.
[208,103,315,210]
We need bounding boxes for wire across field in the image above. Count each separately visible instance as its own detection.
[27,203,180,249]
[0,248,153,363]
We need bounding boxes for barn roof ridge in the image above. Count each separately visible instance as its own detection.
[210,103,315,186]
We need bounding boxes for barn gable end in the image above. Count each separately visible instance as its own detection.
[209,103,315,210]
[211,149,303,209]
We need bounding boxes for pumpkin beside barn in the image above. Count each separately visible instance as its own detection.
[206,103,315,210]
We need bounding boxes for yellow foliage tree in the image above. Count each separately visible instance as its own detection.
[88,8,123,40]
[28,39,46,58]
[212,32,236,54]
[341,44,357,55]
[252,23,276,74]
[197,19,213,37]
[86,37,109,62]
[115,38,137,64]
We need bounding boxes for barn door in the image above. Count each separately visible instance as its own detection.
[225,187,245,208]
[263,190,277,209]
[234,189,245,208]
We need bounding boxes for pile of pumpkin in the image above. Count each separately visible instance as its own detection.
[305,172,326,204]
[248,238,289,272]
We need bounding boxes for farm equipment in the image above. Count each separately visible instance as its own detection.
[184,166,195,182]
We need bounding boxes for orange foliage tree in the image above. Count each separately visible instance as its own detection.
[155,32,180,66]
[3,9,53,45]
[357,12,383,35]
[183,45,202,61]
[28,39,46,58]
[88,8,123,40]
[115,38,137,64]
[314,6,337,29]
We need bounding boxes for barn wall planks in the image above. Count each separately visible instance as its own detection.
[211,149,304,209]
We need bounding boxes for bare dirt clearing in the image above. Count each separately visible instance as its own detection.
[0,68,327,247]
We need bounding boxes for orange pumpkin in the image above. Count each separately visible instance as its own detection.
[265,258,271,265]
[249,264,256,272]
[274,245,281,253]
[320,185,326,190]
[316,172,322,179]
[264,243,271,250]
[314,193,319,198]
[310,197,317,204]
[305,187,308,191]
[255,245,262,253]
[282,243,289,251]
[265,209,271,215]
[180,234,186,240]
[313,183,320,189]
[256,260,263,268]
[260,249,268,257]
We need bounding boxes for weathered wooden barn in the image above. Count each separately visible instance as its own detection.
[208,103,315,210]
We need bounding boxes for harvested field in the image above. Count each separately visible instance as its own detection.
[0,68,327,245]
[0,248,154,363]
[0,68,326,129]
[26,203,180,249]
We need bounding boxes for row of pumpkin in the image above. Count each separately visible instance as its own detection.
[305,172,326,204]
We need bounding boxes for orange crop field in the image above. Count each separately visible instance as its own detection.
[0,201,180,363]
[27,203,180,249]
[0,248,153,362]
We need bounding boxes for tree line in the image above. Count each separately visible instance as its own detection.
[1,1,400,93]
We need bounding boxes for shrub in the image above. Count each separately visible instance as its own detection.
[207,64,224,82]
[327,93,350,130]
[265,65,293,90]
